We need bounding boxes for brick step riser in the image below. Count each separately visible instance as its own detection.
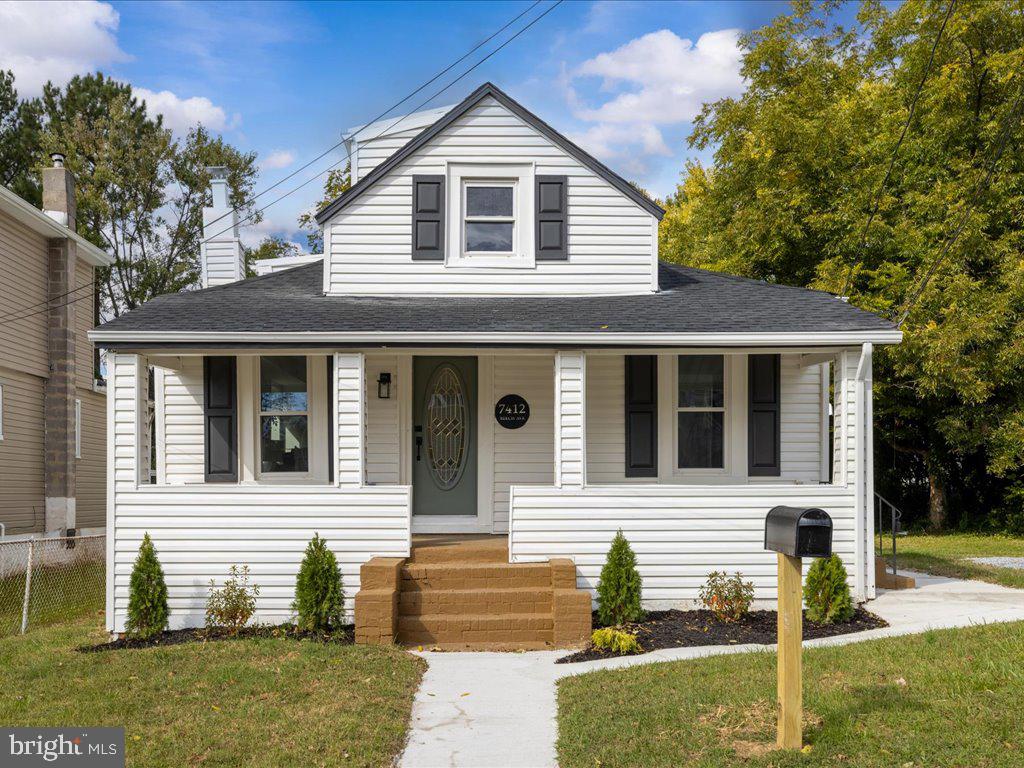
[398,592,554,616]
[399,630,555,645]
[397,614,554,645]
[400,566,554,591]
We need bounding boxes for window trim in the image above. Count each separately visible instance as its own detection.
[674,354,728,474]
[446,162,535,268]
[0,383,4,441]
[462,180,517,257]
[257,355,312,480]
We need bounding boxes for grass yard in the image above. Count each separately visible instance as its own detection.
[891,532,1024,589]
[558,621,1024,768]
[0,616,425,768]
[0,560,105,636]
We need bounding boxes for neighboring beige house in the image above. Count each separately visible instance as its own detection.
[0,156,114,537]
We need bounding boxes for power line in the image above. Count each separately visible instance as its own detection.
[199,0,544,238]
[0,278,94,322]
[0,281,98,327]
[0,1,564,329]
[893,76,1024,327]
[838,0,956,298]
[198,0,564,247]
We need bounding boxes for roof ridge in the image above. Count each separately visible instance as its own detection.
[314,82,666,224]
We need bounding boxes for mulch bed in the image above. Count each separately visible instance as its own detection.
[556,607,887,664]
[79,623,354,653]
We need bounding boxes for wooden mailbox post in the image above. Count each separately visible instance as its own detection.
[764,506,834,751]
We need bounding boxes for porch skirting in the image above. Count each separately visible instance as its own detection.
[509,484,871,605]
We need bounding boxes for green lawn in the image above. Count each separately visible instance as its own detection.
[0,560,105,637]
[890,532,1024,589]
[0,617,425,768]
[558,621,1024,768]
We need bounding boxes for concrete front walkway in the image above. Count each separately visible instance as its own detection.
[398,572,1024,768]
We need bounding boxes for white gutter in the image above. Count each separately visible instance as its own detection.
[90,329,903,346]
[0,184,113,267]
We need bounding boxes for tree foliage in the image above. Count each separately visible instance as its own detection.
[125,533,169,639]
[596,530,644,626]
[292,534,345,633]
[660,0,1024,531]
[298,165,350,252]
[0,70,42,205]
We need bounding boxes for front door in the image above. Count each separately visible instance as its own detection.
[412,356,478,523]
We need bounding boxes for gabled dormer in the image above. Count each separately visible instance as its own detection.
[316,83,665,297]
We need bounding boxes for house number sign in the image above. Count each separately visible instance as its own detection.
[495,394,530,429]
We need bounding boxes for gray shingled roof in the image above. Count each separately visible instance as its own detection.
[92,260,895,342]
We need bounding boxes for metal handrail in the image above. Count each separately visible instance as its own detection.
[875,493,905,580]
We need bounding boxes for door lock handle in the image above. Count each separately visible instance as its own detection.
[414,426,423,461]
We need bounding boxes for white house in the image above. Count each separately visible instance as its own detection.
[90,83,900,647]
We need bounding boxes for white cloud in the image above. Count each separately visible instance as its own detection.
[0,0,129,95]
[564,28,744,184]
[261,149,296,171]
[133,87,234,134]
[574,29,744,125]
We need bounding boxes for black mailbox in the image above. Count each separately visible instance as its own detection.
[764,506,833,558]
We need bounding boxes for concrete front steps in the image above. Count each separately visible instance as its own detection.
[354,535,592,649]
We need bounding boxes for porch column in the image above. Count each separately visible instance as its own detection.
[855,343,874,599]
[554,351,586,488]
[335,352,365,487]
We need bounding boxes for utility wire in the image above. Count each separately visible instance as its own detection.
[0,0,559,328]
[838,0,956,298]
[0,279,95,322]
[893,75,1024,327]
[198,0,543,238]
[197,0,564,247]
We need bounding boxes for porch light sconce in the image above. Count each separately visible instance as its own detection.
[377,372,392,399]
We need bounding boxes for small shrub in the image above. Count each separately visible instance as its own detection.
[804,554,854,624]
[293,534,345,632]
[125,533,169,639]
[700,571,754,622]
[205,565,260,634]
[596,530,644,626]
[591,627,642,655]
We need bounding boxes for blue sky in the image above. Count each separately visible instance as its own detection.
[0,0,860,251]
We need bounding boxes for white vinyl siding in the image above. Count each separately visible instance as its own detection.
[509,484,862,603]
[355,126,426,181]
[159,358,205,485]
[107,352,412,632]
[365,354,401,485]
[586,353,827,484]
[491,355,554,532]
[325,95,658,296]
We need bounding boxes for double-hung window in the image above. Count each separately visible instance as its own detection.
[463,182,516,254]
[259,356,309,474]
[677,355,725,469]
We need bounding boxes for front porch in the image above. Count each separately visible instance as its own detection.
[103,343,876,638]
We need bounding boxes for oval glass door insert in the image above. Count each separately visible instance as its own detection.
[424,364,469,490]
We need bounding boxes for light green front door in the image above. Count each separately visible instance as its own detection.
[413,357,478,518]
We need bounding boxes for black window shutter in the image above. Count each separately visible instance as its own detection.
[535,175,567,260]
[748,354,781,477]
[412,175,445,260]
[204,356,237,482]
[625,355,658,477]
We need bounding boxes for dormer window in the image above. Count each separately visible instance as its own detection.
[464,182,515,254]
[447,163,534,268]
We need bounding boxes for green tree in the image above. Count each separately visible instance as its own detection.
[242,235,301,277]
[596,530,644,626]
[292,534,345,633]
[38,73,260,317]
[125,533,169,639]
[0,70,43,205]
[661,0,1024,531]
[298,164,350,252]
[804,554,855,624]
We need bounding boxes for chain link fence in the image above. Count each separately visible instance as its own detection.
[0,534,105,637]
